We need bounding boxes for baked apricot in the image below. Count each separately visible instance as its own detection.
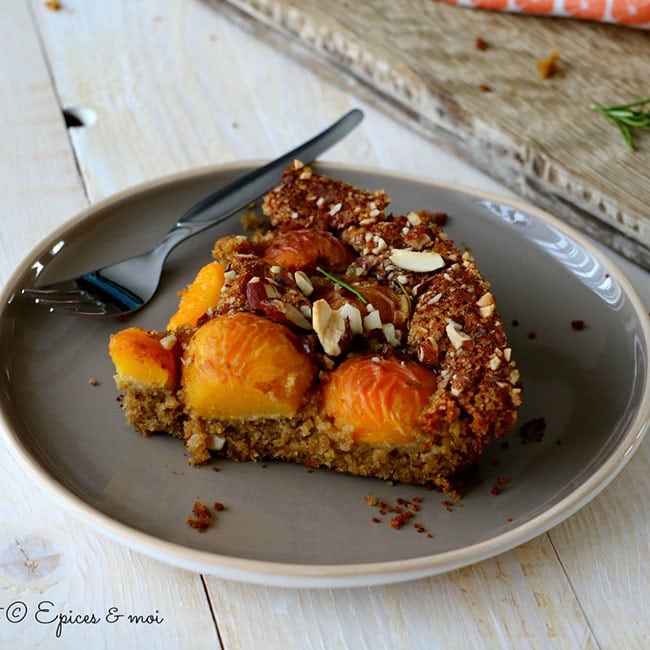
[181,312,315,419]
[263,229,353,272]
[322,356,437,444]
[109,327,178,390]
[167,261,225,331]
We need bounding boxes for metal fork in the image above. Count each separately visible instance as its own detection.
[22,109,363,317]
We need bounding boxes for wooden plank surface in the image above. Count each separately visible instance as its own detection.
[0,3,220,648]
[207,536,599,649]
[214,0,650,268]
[1,1,648,648]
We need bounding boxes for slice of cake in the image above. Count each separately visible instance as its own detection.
[109,162,521,491]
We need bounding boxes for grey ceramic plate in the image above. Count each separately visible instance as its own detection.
[1,162,648,588]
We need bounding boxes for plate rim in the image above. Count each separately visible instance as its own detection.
[1,160,649,588]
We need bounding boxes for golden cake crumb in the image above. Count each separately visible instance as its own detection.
[186,500,213,532]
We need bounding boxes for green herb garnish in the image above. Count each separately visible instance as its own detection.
[316,267,368,304]
[592,96,650,152]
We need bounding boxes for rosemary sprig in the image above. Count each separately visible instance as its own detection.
[316,267,368,304]
[591,96,650,152]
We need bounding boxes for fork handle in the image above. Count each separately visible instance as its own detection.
[153,109,363,255]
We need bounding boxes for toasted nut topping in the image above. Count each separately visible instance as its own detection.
[446,320,473,349]
[337,302,363,335]
[406,211,422,226]
[312,299,347,356]
[504,347,512,362]
[371,236,387,254]
[476,292,494,306]
[382,323,400,346]
[263,283,282,299]
[477,291,496,318]
[208,435,226,451]
[363,309,382,332]
[418,335,439,366]
[329,202,343,216]
[388,249,445,272]
[294,271,314,296]
[160,333,177,350]
[274,301,312,330]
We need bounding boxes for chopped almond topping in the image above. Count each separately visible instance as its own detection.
[476,292,496,318]
[445,321,473,349]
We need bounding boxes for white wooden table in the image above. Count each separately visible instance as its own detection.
[1,1,648,648]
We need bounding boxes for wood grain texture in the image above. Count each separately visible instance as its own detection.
[214,0,650,267]
[548,440,650,649]
[0,3,219,648]
[206,536,598,649]
[0,0,87,264]
[28,0,511,201]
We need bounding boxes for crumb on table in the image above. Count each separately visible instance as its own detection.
[537,50,561,80]
[475,36,489,51]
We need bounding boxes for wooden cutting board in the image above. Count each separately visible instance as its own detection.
[208,0,650,268]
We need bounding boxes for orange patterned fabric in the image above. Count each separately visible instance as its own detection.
[443,0,650,27]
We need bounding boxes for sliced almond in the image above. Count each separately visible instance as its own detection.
[312,299,347,356]
[253,299,312,331]
[294,270,314,296]
[263,282,282,299]
[388,249,445,273]
[363,308,382,332]
[337,302,363,335]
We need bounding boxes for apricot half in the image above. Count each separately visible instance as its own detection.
[322,356,437,444]
[167,261,225,331]
[181,312,315,419]
[263,229,353,272]
[109,327,178,390]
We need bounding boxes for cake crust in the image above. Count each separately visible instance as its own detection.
[110,162,522,490]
